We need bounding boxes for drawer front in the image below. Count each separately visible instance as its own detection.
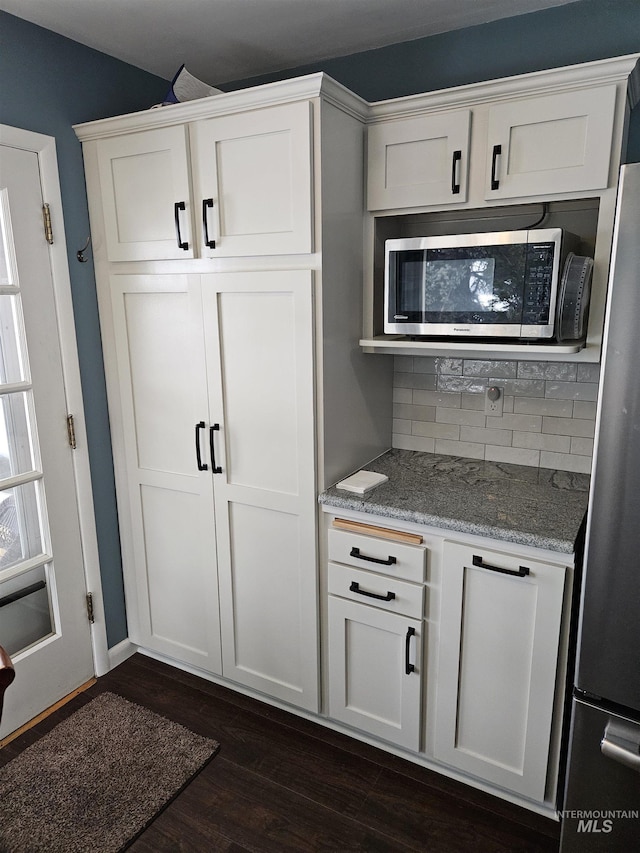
[328,527,426,583]
[328,562,424,619]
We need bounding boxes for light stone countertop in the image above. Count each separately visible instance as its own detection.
[319,449,590,554]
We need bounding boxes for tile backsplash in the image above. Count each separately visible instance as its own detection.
[392,357,600,473]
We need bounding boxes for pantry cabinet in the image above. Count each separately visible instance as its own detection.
[95,100,312,261]
[433,540,569,801]
[75,74,391,713]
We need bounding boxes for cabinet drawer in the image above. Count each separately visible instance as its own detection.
[328,527,426,582]
[328,562,424,619]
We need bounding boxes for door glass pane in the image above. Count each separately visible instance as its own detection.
[0,564,53,655]
[0,188,47,580]
[0,390,36,477]
[0,481,44,570]
[0,295,27,385]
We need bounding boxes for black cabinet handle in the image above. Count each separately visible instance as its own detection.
[174,201,189,250]
[202,198,216,248]
[405,626,416,675]
[209,424,222,474]
[195,421,208,470]
[349,546,396,566]
[490,144,502,191]
[451,149,462,194]
[349,581,395,602]
[472,554,530,577]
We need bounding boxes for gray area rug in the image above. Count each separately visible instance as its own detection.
[0,691,219,852]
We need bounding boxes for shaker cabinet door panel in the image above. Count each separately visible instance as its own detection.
[97,127,194,261]
[203,270,319,710]
[485,86,617,200]
[434,541,567,801]
[328,596,422,750]
[191,101,313,257]
[108,274,221,672]
[367,110,471,210]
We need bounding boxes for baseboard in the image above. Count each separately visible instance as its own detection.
[107,639,137,671]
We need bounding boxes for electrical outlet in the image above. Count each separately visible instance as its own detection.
[485,385,504,416]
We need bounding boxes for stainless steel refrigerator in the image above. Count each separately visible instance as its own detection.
[560,162,640,851]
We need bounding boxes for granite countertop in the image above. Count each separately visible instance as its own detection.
[319,449,590,554]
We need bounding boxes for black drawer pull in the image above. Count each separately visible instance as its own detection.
[195,421,208,471]
[202,198,216,248]
[174,201,189,250]
[490,144,502,191]
[451,149,462,194]
[405,626,416,675]
[209,424,222,474]
[350,546,396,566]
[472,554,530,577]
[349,581,395,602]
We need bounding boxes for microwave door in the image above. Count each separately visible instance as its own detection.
[388,250,427,329]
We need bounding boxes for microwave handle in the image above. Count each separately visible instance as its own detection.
[451,150,462,195]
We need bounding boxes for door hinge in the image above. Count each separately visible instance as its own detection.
[86,592,95,624]
[42,203,54,244]
[66,414,77,450]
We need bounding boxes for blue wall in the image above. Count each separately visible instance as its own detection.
[226,0,640,162]
[0,12,168,646]
[1,1,638,649]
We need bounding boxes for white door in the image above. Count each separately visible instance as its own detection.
[485,85,617,200]
[96,125,194,261]
[0,144,94,738]
[327,595,422,750]
[107,273,222,673]
[202,270,319,711]
[367,110,471,210]
[191,101,313,257]
[433,540,567,801]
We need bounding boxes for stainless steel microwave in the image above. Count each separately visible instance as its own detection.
[384,229,581,339]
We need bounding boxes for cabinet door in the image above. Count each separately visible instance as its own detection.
[108,274,221,672]
[328,596,422,750]
[434,541,567,801]
[367,110,470,210]
[97,127,194,261]
[485,85,617,200]
[191,102,313,257]
[203,270,318,710]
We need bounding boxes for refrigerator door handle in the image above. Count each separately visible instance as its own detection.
[601,719,640,773]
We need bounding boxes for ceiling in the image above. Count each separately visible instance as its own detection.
[2,0,582,86]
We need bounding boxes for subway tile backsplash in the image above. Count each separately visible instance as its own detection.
[392,357,599,473]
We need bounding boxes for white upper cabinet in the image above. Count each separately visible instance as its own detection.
[95,100,313,262]
[485,85,617,200]
[191,101,313,257]
[97,126,194,261]
[367,110,471,210]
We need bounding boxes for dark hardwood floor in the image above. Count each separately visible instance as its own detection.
[1,653,561,852]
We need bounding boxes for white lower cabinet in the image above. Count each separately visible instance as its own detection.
[328,595,422,751]
[324,514,573,809]
[326,524,427,750]
[433,540,568,801]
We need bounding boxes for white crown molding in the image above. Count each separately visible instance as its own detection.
[367,54,640,122]
[74,72,368,141]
